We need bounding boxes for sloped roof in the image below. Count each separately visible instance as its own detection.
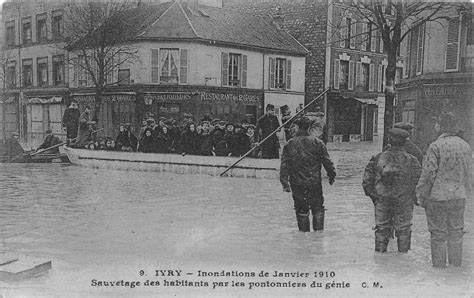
[136,1,307,55]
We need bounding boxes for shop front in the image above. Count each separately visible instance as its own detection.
[398,82,473,151]
[24,95,67,143]
[0,95,19,139]
[140,86,264,125]
[70,92,138,140]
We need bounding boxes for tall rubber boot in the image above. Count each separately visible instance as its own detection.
[430,239,447,268]
[447,239,463,267]
[296,211,310,232]
[375,229,390,252]
[313,209,325,231]
[397,229,411,253]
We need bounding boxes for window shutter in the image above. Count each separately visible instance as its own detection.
[378,64,383,92]
[269,57,275,89]
[370,25,376,52]
[348,61,355,90]
[350,19,356,49]
[356,62,361,86]
[416,23,425,74]
[379,29,384,53]
[361,23,368,51]
[445,17,460,71]
[151,49,159,83]
[286,59,291,90]
[222,52,229,86]
[369,63,375,91]
[403,32,410,78]
[334,59,340,89]
[179,49,188,85]
[241,55,247,87]
[341,18,347,48]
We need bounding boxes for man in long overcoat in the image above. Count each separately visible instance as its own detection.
[416,112,472,267]
[62,100,80,145]
[257,104,280,159]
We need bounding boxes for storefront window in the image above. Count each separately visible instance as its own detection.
[160,49,179,84]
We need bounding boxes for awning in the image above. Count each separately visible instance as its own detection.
[27,96,63,104]
[349,97,378,105]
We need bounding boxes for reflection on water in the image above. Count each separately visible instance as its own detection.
[0,163,472,296]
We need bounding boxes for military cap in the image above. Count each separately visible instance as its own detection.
[280,104,289,111]
[266,104,275,110]
[394,122,414,131]
[388,128,409,140]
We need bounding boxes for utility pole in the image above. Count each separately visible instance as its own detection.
[16,0,23,140]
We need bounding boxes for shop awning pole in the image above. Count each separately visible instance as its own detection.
[219,88,330,177]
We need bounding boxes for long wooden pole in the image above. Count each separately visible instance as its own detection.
[219,88,330,177]
[30,127,104,156]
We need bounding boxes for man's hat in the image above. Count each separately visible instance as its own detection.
[163,119,173,125]
[280,104,289,111]
[201,115,211,122]
[394,122,414,131]
[295,116,311,130]
[388,128,409,140]
[225,122,234,128]
[266,104,275,110]
[45,129,52,134]
[158,117,167,122]
[246,124,256,129]
[11,131,19,136]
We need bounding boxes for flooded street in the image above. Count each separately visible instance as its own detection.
[0,143,472,297]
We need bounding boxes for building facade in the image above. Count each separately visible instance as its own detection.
[224,0,404,142]
[397,4,474,150]
[2,1,306,144]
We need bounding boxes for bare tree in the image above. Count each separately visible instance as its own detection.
[61,1,141,122]
[333,1,456,148]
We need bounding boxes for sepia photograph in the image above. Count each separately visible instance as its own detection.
[0,0,472,296]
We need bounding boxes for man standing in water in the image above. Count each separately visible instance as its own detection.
[416,112,472,268]
[363,128,421,253]
[280,117,336,232]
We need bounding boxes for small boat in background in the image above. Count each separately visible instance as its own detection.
[1,153,70,163]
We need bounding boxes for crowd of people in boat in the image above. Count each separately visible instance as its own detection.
[61,101,328,159]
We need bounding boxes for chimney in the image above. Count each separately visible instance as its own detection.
[272,6,284,30]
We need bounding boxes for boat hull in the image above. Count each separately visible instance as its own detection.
[64,146,280,179]
[1,153,70,163]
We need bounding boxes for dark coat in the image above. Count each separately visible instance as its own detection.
[115,131,138,152]
[363,146,421,203]
[139,129,155,153]
[199,132,213,156]
[38,135,62,154]
[180,129,201,155]
[257,113,280,141]
[224,131,239,156]
[156,132,172,153]
[237,131,251,156]
[280,131,336,188]
[212,128,228,156]
[62,108,80,139]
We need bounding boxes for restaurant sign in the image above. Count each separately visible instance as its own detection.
[199,91,261,102]
[423,86,467,97]
[72,94,135,103]
[144,93,192,104]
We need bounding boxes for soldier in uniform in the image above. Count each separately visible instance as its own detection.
[393,122,424,165]
[257,104,281,159]
[280,105,292,141]
[416,112,472,268]
[363,128,422,253]
[280,117,336,232]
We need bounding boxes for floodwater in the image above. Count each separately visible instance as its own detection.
[0,145,472,297]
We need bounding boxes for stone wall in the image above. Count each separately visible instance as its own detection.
[223,0,328,106]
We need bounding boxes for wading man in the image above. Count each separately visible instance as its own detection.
[363,128,421,253]
[280,117,336,232]
[416,112,472,268]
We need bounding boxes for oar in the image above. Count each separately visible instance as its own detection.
[30,127,104,156]
[219,88,330,177]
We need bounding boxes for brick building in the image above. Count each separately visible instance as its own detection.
[224,0,404,142]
